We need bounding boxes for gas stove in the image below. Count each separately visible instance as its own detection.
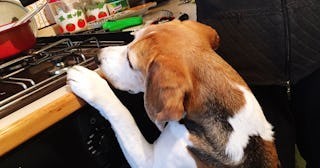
[0,31,133,118]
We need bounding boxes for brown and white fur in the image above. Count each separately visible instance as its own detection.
[67,20,280,168]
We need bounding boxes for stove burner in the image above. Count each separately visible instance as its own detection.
[0,34,131,118]
[1,77,35,89]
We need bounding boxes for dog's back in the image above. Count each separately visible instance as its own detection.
[142,21,281,167]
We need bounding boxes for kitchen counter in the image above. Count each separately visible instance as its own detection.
[0,0,196,156]
[0,86,85,156]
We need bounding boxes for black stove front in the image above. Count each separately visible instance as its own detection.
[0,32,133,118]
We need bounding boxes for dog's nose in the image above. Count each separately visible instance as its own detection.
[94,49,102,65]
[94,54,101,65]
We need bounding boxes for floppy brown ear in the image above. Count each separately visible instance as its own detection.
[144,55,191,123]
[182,20,220,50]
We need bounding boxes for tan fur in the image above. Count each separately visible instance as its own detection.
[129,20,247,122]
[263,141,281,168]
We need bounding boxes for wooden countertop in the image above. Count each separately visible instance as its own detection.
[0,86,85,156]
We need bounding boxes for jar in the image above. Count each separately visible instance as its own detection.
[84,0,110,23]
[48,0,87,33]
[106,0,130,15]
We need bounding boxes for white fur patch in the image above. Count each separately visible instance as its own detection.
[98,45,145,93]
[225,85,274,163]
[153,122,196,168]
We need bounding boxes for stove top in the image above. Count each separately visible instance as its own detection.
[0,31,133,118]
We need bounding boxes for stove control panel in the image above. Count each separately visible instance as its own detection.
[75,105,130,168]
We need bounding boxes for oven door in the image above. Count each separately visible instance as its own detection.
[0,90,159,168]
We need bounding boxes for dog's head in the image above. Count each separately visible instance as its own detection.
[97,20,221,129]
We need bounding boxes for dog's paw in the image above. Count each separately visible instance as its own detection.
[67,65,116,108]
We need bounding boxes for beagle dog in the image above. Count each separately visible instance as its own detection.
[67,20,280,168]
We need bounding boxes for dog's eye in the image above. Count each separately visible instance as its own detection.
[127,52,133,69]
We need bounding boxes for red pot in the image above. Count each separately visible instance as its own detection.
[0,20,36,60]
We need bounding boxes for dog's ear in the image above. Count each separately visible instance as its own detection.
[182,20,220,50]
[144,56,191,124]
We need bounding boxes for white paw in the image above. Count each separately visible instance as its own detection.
[66,65,116,109]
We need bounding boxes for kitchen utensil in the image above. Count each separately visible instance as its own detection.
[102,16,143,31]
[11,2,48,27]
[87,1,157,30]
[147,10,174,24]
[0,20,36,60]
